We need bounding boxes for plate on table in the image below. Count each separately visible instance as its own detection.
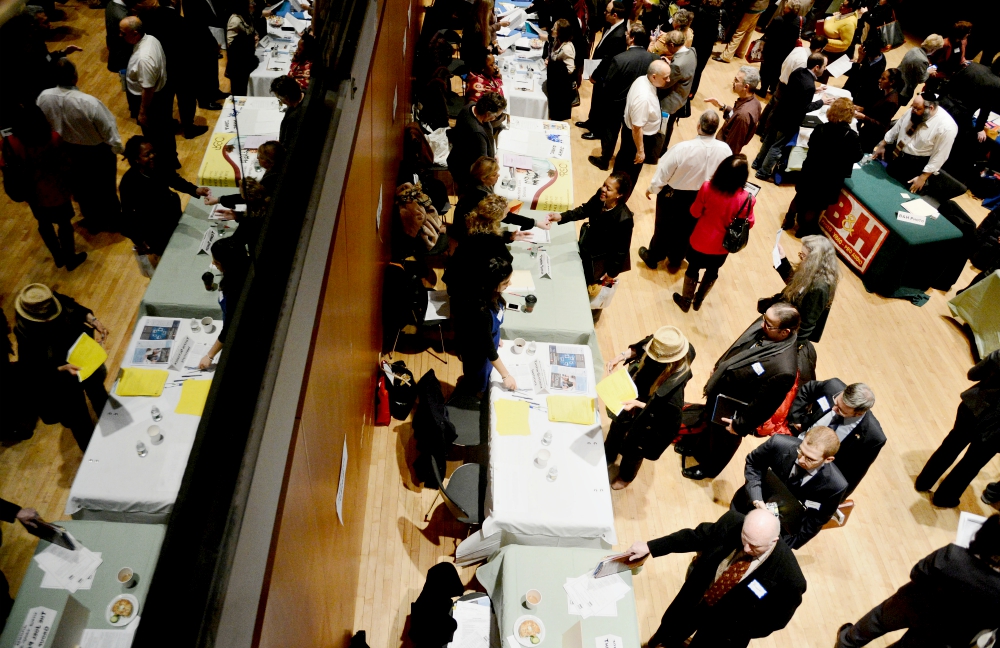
[105,594,139,627]
[268,15,283,26]
[513,615,545,646]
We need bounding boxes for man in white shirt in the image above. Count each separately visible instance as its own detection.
[37,60,123,233]
[639,110,732,271]
[759,36,827,141]
[873,92,959,194]
[121,16,177,167]
[611,59,670,187]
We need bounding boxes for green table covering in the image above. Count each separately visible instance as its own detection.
[949,270,1000,357]
[138,189,241,320]
[501,211,603,370]
[0,521,165,648]
[476,546,640,648]
[823,162,964,296]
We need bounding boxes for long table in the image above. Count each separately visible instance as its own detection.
[819,161,964,297]
[498,44,548,120]
[475,546,641,648]
[502,213,602,369]
[496,116,574,213]
[0,521,164,648]
[139,189,240,321]
[197,96,285,187]
[249,12,305,97]
[66,317,220,523]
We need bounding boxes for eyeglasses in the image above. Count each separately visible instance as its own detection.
[762,319,783,331]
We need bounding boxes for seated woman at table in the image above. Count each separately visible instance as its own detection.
[226,0,260,97]
[544,19,576,121]
[855,68,902,152]
[289,32,317,92]
[452,255,519,397]
[444,194,527,300]
[452,157,553,240]
[119,136,211,259]
[205,140,285,210]
[207,177,269,258]
[392,182,449,286]
[547,172,634,289]
[199,237,251,370]
[780,97,862,237]
[603,325,695,489]
[13,283,110,451]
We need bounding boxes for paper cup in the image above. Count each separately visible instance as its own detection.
[534,449,550,468]
[147,425,163,445]
[523,589,542,610]
[117,567,138,588]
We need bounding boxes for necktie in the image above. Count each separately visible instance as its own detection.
[828,414,844,431]
[789,465,805,489]
[703,554,752,606]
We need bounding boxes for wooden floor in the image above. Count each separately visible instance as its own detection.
[0,0,223,598]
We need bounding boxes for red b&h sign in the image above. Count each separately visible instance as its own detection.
[819,190,889,273]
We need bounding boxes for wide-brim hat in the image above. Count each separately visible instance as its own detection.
[644,325,689,363]
[15,283,62,323]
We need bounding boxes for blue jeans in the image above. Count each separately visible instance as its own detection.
[753,128,792,177]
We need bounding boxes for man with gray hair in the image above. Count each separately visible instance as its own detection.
[608,59,670,184]
[705,66,762,156]
[639,109,732,271]
[788,378,885,497]
[898,34,944,106]
[656,30,697,155]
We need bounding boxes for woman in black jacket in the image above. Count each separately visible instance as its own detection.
[548,172,634,286]
[444,193,526,301]
[781,97,863,237]
[855,68,901,151]
[603,326,695,489]
[225,0,260,96]
[198,236,250,370]
[452,157,554,240]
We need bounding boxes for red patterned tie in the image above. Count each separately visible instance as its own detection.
[703,555,752,606]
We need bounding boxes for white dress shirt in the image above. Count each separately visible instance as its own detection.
[883,106,959,174]
[625,76,661,136]
[126,34,167,95]
[37,86,123,153]
[799,410,864,442]
[779,45,810,85]
[647,134,732,194]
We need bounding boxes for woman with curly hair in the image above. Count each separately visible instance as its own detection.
[769,235,840,345]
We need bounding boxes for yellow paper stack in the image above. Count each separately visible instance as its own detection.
[66,334,107,382]
[595,369,639,416]
[116,368,170,397]
[494,399,530,436]
[546,395,595,425]
[176,380,212,416]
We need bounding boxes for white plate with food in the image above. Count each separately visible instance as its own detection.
[268,15,283,26]
[105,594,139,627]
[513,615,545,646]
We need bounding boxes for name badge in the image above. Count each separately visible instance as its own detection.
[496,309,504,323]
[804,500,821,510]
[817,396,831,411]
[751,362,765,376]
[747,579,767,598]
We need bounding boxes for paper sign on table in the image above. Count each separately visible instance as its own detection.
[896,211,926,226]
[67,334,108,382]
[13,607,56,648]
[596,635,624,648]
[596,369,638,416]
[503,153,533,170]
[495,399,530,436]
[547,395,595,425]
[176,379,212,416]
[538,251,552,278]
[116,368,169,397]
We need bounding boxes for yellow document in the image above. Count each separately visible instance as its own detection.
[116,368,169,397]
[546,395,595,425]
[494,399,530,436]
[67,334,107,382]
[176,380,212,416]
[596,369,639,416]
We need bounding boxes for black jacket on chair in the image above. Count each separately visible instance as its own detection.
[647,510,806,646]
[413,370,457,488]
[735,434,848,549]
[788,378,886,496]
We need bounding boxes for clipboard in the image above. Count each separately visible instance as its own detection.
[711,394,748,426]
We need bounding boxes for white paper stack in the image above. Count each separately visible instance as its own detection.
[448,600,490,648]
[563,572,630,618]
[900,198,940,219]
[81,617,141,648]
[33,542,103,593]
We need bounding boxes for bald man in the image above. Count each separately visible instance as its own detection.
[626,509,806,648]
[609,59,670,186]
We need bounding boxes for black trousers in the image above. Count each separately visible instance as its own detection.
[28,202,77,265]
[648,598,751,648]
[58,365,109,451]
[646,189,699,266]
[64,143,121,231]
[585,81,605,126]
[599,106,625,163]
[133,89,178,168]
[684,248,728,282]
[612,124,658,188]
[836,582,962,648]
[758,82,784,138]
[692,419,744,478]
[0,529,11,632]
[604,413,645,483]
[915,402,1000,505]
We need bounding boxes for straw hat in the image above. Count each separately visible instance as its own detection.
[15,283,62,322]
[644,325,689,363]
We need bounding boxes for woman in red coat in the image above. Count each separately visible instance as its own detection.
[674,154,755,311]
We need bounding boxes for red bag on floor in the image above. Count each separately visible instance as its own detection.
[673,403,707,444]
[375,374,391,426]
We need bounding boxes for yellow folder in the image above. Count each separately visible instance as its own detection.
[66,334,107,382]
[546,395,595,425]
[176,380,212,416]
[596,369,639,416]
[116,368,169,397]
[494,399,530,436]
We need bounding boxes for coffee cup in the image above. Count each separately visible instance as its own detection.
[512,338,526,354]
[118,567,138,588]
[534,449,550,468]
[523,589,542,610]
[201,317,213,327]
[524,294,537,313]
[147,425,163,445]
[204,323,217,334]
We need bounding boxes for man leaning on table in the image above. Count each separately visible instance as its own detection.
[872,92,958,195]
[625,509,806,648]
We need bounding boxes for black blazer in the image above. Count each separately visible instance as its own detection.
[446,104,495,193]
[590,20,629,83]
[647,510,806,644]
[960,350,1000,438]
[558,190,634,284]
[0,497,20,524]
[602,47,657,107]
[788,378,886,496]
[773,67,824,132]
[736,435,848,549]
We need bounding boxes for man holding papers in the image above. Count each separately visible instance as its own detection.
[13,283,110,450]
[624,509,806,648]
[602,325,695,489]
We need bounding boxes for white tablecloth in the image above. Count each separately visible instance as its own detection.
[197,96,285,186]
[66,317,221,522]
[481,342,616,547]
[249,24,300,97]
[498,50,548,119]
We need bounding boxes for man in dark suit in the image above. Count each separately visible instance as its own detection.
[577,0,628,136]
[681,303,800,480]
[836,514,1000,647]
[752,53,833,180]
[586,25,656,170]
[625,509,807,648]
[916,349,1000,508]
[446,92,507,194]
[788,379,884,497]
[733,427,848,549]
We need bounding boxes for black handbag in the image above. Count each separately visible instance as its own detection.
[877,16,904,51]
[722,195,753,253]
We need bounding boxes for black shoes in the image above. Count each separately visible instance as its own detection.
[65,252,87,271]
[588,155,609,170]
[184,125,209,139]
[575,121,590,128]
[201,101,224,110]
[637,246,658,269]
[582,132,599,140]
[681,465,709,480]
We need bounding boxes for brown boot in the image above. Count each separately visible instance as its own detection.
[672,276,698,312]
[692,279,716,311]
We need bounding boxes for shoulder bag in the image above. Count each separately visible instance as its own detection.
[877,12,905,51]
[722,194,753,253]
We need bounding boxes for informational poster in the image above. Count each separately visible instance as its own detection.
[14,607,56,648]
[818,190,890,274]
[496,117,574,212]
